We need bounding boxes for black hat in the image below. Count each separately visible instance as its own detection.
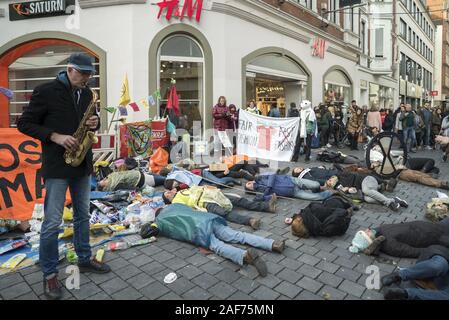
[68,53,95,74]
[162,192,172,204]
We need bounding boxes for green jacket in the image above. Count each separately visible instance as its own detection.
[104,170,141,192]
[172,186,233,212]
[401,112,415,129]
[318,112,331,129]
[156,203,227,248]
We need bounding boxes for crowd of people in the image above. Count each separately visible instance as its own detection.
[6,53,449,301]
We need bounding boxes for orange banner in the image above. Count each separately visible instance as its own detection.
[0,129,70,221]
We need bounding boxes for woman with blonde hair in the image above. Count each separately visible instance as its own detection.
[367,105,382,132]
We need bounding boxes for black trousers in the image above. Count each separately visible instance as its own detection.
[320,127,330,146]
[303,134,312,160]
[205,203,250,226]
[348,132,359,150]
[407,157,436,173]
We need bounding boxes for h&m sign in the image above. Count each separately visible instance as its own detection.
[156,0,204,22]
[9,0,75,21]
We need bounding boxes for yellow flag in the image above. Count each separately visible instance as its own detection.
[118,74,131,106]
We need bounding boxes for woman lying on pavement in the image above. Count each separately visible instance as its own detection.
[161,186,277,230]
[244,173,335,201]
[348,217,449,258]
[97,170,166,192]
[154,203,286,277]
[324,172,408,212]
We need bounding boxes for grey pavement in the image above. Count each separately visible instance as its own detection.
[1,147,447,300]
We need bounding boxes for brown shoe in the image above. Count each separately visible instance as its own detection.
[43,274,62,300]
[243,248,267,277]
[249,218,261,230]
[268,193,277,213]
[272,240,285,253]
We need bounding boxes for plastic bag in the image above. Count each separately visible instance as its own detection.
[437,191,449,199]
[149,147,169,174]
[140,204,156,224]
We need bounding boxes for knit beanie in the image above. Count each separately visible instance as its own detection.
[349,230,374,253]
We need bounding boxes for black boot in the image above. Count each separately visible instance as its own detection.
[381,271,402,286]
[78,259,111,274]
[384,288,408,300]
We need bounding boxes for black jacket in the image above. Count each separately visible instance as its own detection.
[299,196,352,237]
[374,221,449,258]
[17,72,99,179]
[301,167,339,186]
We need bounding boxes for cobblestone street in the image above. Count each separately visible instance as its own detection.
[1,148,447,300]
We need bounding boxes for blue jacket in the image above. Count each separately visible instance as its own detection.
[254,174,295,199]
[421,109,432,126]
[155,203,226,248]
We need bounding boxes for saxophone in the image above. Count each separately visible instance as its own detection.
[64,88,99,167]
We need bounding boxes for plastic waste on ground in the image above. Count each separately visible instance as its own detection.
[2,253,27,269]
[436,191,449,199]
[66,249,78,264]
[164,272,177,284]
[95,249,105,262]
[0,239,28,255]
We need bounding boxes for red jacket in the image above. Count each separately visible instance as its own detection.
[213,104,229,131]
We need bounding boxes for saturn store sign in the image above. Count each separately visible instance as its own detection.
[9,0,75,21]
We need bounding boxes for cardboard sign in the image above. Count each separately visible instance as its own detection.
[209,163,228,172]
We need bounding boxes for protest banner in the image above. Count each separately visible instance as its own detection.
[237,110,300,161]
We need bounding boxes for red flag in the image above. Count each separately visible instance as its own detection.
[166,85,180,116]
[129,102,140,112]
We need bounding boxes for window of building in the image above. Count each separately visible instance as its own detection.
[323,70,352,105]
[361,21,366,54]
[158,35,204,130]
[413,3,416,19]
[328,0,338,24]
[400,53,406,79]
[400,19,407,39]
[375,28,384,57]
[5,43,100,128]
[297,0,314,10]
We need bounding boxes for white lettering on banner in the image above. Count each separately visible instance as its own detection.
[237,110,300,162]
[29,3,35,14]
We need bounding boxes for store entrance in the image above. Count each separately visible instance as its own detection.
[247,73,306,117]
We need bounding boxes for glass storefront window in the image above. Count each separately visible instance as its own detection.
[369,83,394,110]
[7,44,99,127]
[324,83,350,105]
[158,35,204,131]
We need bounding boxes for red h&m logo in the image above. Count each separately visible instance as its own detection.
[311,37,326,59]
[156,0,204,22]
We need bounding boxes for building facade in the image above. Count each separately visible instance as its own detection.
[0,0,403,133]
[428,0,449,108]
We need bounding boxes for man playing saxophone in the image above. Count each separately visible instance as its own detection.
[18,53,111,300]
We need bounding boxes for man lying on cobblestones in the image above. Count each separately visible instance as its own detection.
[245,172,334,201]
[154,203,285,277]
[324,172,407,212]
[349,217,449,258]
[161,186,277,229]
[382,244,449,300]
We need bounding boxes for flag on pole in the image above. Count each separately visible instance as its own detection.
[104,106,116,113]
[118,74,131,106]
[129,102,140,112]
[153,89,161,100]
[311,37,326,59]
[148,95,156,106]
[0,87,13,100]
[118,106,128,116]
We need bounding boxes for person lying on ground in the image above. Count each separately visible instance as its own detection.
[292,166,340,186]
[245,173,335,201]
[382,246,449,300]
[97,170,166,192]
[221,155,269,176]
[161,186,277,230]
[164,167,241,191]
[348,217,449,258]
[342,158,449,190]
[324,172,407,212]
[155,203,286,277]
[290,195,354,238]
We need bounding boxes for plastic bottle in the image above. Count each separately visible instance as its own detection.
[105,241,129,251]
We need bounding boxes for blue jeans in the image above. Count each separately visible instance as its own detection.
[400,255,449,300]
[424,125,431,146]
[209,222,274,265]
[202,169,239,186]
[41,176,92,277]
[403,127,416,152]
[290,177,332,201]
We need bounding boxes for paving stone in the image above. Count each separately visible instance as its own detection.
[231,277,259,294]
[173,248,196,259]
[0,273,24,290]
[126,273,155,290]
[72,281,103,300]
[316,261,340,274]
[335,267,362,282]
[139,261,166,275]
[228,291,253,300]
[106,257,130,270]
[24,272,42,286]
[0,282,32,300]
[200,260,224,276]
[274,281,302,298]
[338,279,366,298]
[265,261,285,274]
[192,273,219,290]
[319,286,348,300]
[99,277,129,295]
[280,257,302,271]
[182,286,212,300]
[317,272,344,287]
[282,247,302,259]
[151,251,176,263]
[295,290,323,300]
[296,276,323,294]
[87,291,112,300]
[186,254,211,266]
[115,264,141,281]
[159,291,183,300]
[15,291,40,300]
[118,248,140,260]
[88,271,116,285]
[278,268,302,284]
[299,244,319,255]
[315,250,338,262]
[250,285,280,300]
[208,282,237,299]
[178,265,204,280]
[140,281,169,299]
[216,268,241,284]
[298,253,321,266]
[128,254,154,268]
[256,274,282,288]
[164,257,189,271]
[165,276,195,296]
[138,244,163,256]
[297,264,322,279]
[334,256,358,269]
[362,289,385,300]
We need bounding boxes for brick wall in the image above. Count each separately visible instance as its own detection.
[261,0,344,39]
